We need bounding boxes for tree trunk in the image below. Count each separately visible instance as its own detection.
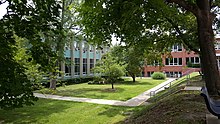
[49,79,56,90]
[128,71,136,82]
[199,56,205,80]
[111,83,114,89]
[132,75,136,82]
[196,3,220,95]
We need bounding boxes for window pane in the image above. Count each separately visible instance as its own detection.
[186,57,189,64]
[195,57,200,63]
[178,45,182,51]
[174,58,177,65]
[191,57,194,63]
[166,58,169,65]
[179,58,182,65]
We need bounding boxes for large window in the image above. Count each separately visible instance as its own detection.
[165,58,182,65]
[186,57,200,64]
[165,72,182,77]
[90,59,94,70]
[75,58,80,75]
[83,58,87,74]
[172,44,182,52]
[65,58,71,76]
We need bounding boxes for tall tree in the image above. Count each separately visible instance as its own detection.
[0,0,61,109]
[111,45,144,82]
[40,0,82,90]
[79,0,220,95]
[165,0,220,95]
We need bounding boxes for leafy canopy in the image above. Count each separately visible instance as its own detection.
[78,0,199,52]
[0,0,61,109]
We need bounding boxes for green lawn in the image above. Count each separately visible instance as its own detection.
[38,78,166,101]
[0,99,143,124]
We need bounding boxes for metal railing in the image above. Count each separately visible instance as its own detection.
[149,79,174,97]
[149,74,192,102]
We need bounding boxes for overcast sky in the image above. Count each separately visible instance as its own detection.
[0,2,8,19]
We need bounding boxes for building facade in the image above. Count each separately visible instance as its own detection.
[144,38,220,78]
[61,40,109,78]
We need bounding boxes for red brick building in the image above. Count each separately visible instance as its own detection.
[144,38,220,77]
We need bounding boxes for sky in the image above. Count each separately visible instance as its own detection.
[0,2,8,19]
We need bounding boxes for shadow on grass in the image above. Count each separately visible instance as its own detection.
[55,87,126,99]
[0,99,78,124]
[116,81,155,85]
[97,106,143,118]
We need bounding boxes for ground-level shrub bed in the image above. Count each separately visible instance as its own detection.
[122,91,207,124]
[41,77,94,88]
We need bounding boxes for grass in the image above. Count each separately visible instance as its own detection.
[0,74,206,124]
[37,78,166,101]
[0,99,144,124]
[122,91,207,124]
[147,72,201,102]
[121,73,207,124]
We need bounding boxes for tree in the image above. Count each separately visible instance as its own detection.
[14,35,44,87]
[0,0,61,109]
[111,45,144,82]
[165,0,220,95]
[78,0,220,95]
[92,53,125,89]
[37,0,82,90]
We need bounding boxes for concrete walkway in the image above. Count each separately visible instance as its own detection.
[183,86,202,91]
[206,114,220,124]
[34,78,176,107]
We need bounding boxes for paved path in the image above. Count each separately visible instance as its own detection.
[34,78,176,107]
[206,114,220,124]
[184,86,202,91]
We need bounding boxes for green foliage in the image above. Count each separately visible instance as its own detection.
[187,62,201,68]
[111,45,144,81]
[151,72,166,80]
[42,77,94,87]
[78,0,199,52]
[107,64,125,83]
[14,35,45,87]
[92,53,125,85]
[0,0,62,109]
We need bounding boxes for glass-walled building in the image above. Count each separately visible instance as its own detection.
[60,40,109,78]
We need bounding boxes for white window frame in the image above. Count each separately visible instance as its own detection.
[171,44,182,52]
[166,58,182,66]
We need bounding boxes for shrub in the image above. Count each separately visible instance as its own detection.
[41,77,94,88]
[187,62,201,68]
[151,72,166,80]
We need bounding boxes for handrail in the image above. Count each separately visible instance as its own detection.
[149,75,189,101]
[149,78,182,97]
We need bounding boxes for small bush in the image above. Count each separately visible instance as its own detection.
[151,72,166,80]
[41,77,94,88]
[187,62,201,68]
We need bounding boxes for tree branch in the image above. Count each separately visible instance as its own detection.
[165,0,199,16]
[165,17,200,53]
[0,0,7,5]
